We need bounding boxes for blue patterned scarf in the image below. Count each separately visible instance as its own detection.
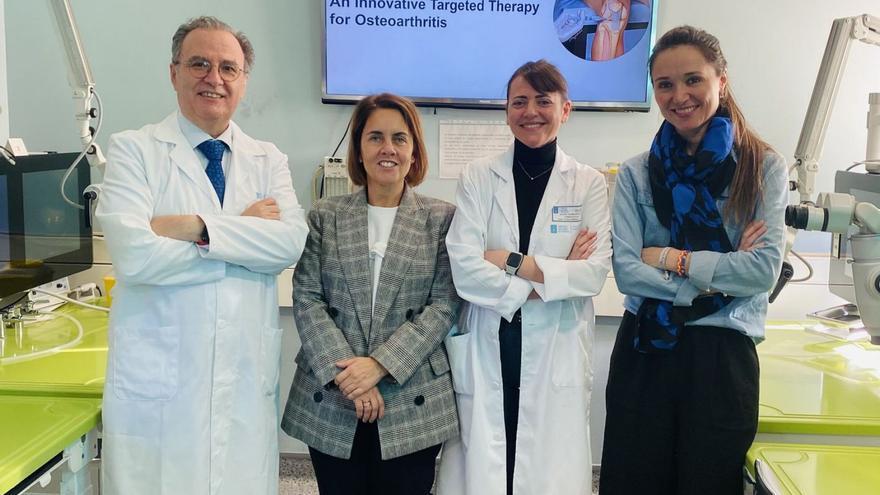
[635,116,737,353]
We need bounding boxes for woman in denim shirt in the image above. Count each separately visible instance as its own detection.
[599,26,788,495]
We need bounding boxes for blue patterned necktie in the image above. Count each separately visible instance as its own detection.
[197,139,227,205]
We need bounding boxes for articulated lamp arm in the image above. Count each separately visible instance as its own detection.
[48,0,105,169]
[793,14,880,203]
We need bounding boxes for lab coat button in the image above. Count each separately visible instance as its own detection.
[313,391,323,403]
[328,308,339,318]
[323,382,333,391]
[414,395,425,406]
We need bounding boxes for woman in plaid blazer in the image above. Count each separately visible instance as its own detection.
[281,93,461,495]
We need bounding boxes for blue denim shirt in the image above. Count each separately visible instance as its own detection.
[612,150,788,340]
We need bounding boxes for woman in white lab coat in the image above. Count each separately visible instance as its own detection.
[437,60,612,495]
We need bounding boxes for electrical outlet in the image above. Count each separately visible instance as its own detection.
[33,277,70,294]
[322,156,351,198]
[323,156,348,178]
[70,283,98,303]
[28,277,71,311]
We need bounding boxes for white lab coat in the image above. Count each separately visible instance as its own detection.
[437,145,612,495]
[95,113,307,495]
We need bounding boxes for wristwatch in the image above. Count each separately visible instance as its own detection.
[198,226,210,245]
[505,252,523,276]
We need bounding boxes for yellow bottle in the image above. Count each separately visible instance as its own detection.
[103,275,116,305]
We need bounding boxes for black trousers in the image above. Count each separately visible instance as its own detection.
[599,311,759,495]
[308,420,442,495]
[499,312,522,495]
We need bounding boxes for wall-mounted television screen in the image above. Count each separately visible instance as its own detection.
[322,0,658,111]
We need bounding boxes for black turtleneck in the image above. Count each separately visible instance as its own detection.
[512,138,556,254]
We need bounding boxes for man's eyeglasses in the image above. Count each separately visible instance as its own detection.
[175,58,247,82]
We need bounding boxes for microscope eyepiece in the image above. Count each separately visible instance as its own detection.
[785,204,829,231]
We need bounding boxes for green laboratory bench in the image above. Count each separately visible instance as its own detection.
[0,395,100,494]
[0,303,108,397]
[0,302,109,494]
[757,322,880,443]
[744,442,880,495]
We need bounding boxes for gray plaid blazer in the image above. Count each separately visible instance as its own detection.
[281,186,461,460]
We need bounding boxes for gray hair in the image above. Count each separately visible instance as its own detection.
[171,16,255,71]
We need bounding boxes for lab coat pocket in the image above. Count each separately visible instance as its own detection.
[260,326,283,396]
[112,325,180,401]
[444,327,474,395]
[550,324,592,388]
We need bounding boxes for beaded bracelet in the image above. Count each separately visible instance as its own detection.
[657,246,672,270]
[676,250,690,277]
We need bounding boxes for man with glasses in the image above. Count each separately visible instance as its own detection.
[96,16,308,495]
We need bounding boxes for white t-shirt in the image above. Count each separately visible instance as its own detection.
[367,204,398,315]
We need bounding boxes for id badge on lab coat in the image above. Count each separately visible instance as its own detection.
[552,205,583,223]
[550,205,582,234]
